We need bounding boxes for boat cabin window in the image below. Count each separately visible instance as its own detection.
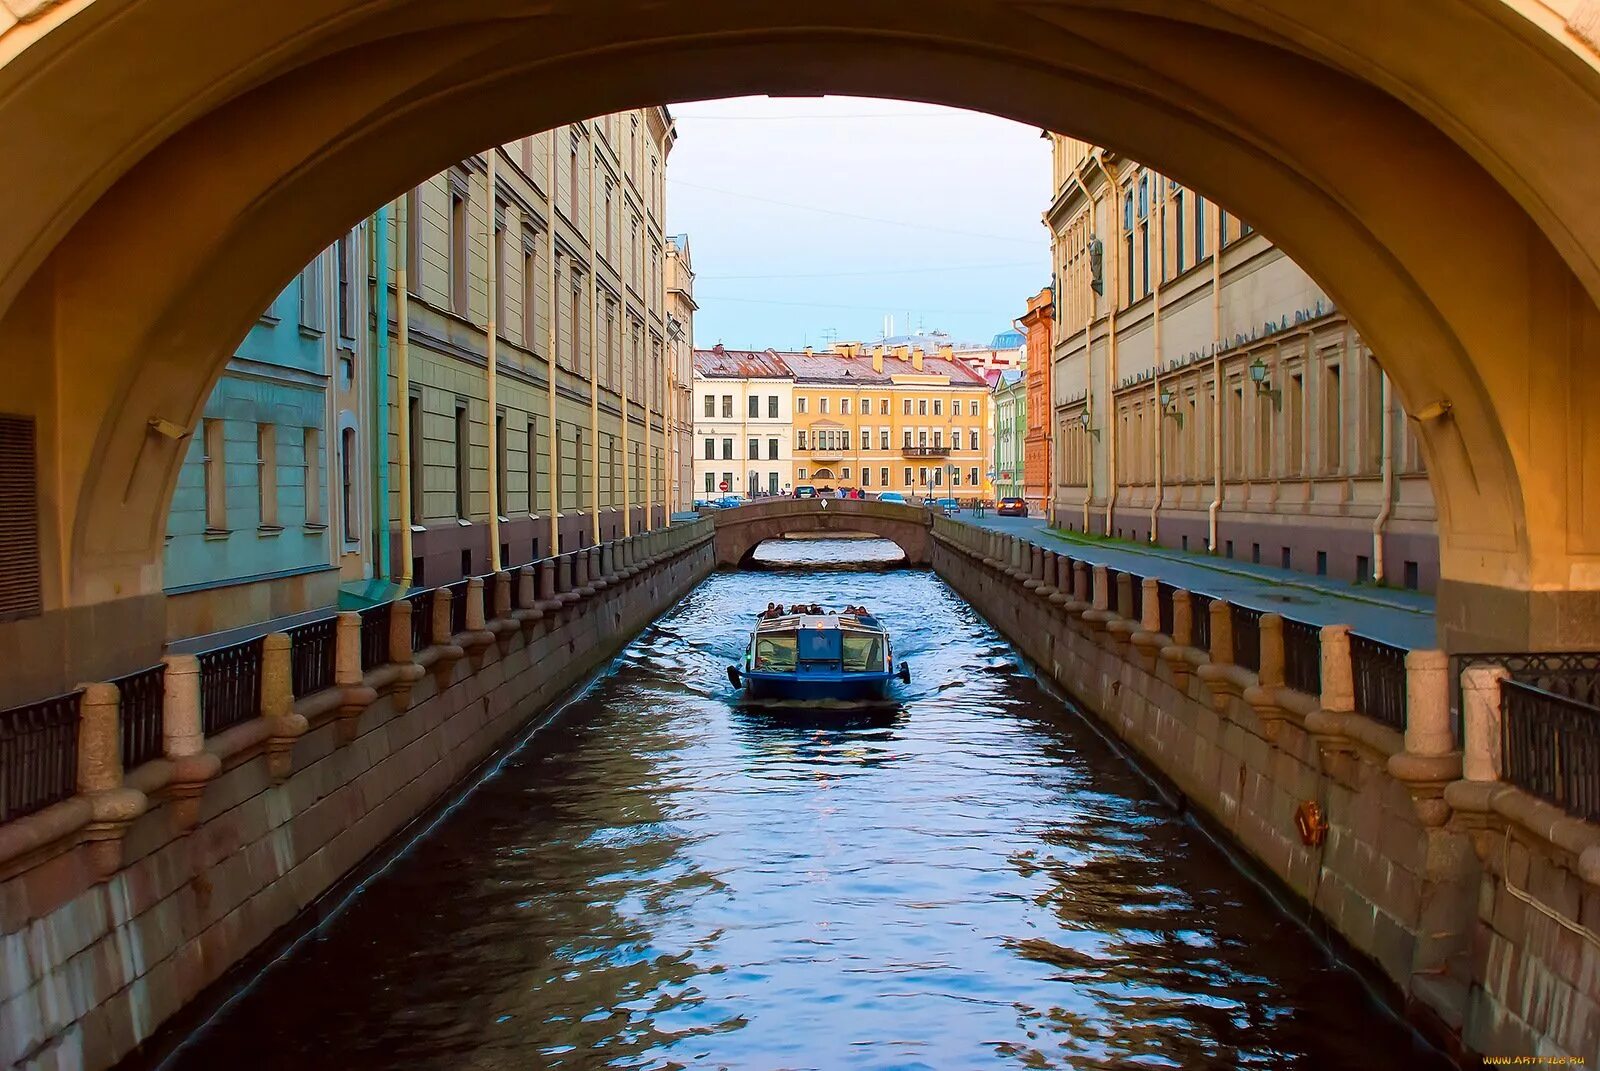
[798,628,843,663]
[841,632,884,672]
[754,633,798,672]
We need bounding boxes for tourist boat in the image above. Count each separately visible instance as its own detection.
[727,605,910,704]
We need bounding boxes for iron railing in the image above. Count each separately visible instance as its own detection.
[1282,618,1322,697]
[1350,633,1408,732]
[1122,571,1145,624]
[198,637,264,736]
[1501,679,1600,823]
[112,664,166,770]
[510,570,529,611]
[359,604,390,671]
[1157,582,1177,638]
[1455,652,1600,708]
[1191,594,1213,652]
[287,617,337,698]
[408,591,432,652]
[1231,605,1263,673]
[0,690,81,823]
[447,579,471,636]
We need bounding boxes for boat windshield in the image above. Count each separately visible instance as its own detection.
[753,633,798,672]
[841,631,884,673]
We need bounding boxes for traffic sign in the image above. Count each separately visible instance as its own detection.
[719,480,729,492]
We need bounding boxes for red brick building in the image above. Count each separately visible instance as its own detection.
[1019,287,1054,514]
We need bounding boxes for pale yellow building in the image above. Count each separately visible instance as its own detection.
[387,108,689,585]
[1045,138,1437,591]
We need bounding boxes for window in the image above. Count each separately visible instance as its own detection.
[797,430,808,449]
[903,430,912,448]
[256,423,278,528]
[840,398,850,415]
[721,395,733,418]
[569,279,580,371]
[933,399,942,416]
[454,401,470,519]
[203,418,227,532]
[335,233,355,346]
[1194,195,1207,260]
[952,469,962,486]
[1323,362,1343,474]
[721,438,732,460]
[748,437,759,460]
[1124,189,1135,303]
[903,399,911,416]
[860,429,870,450]
[969,467,978,485]
[917,399,927,416]
[303,428,322,526]
[450,186,469,314]
[1286,372,1304,475]
[298,257,324,334]
[768,395,778,418]
[880,400,889,415]
[492,218,507,335]
[749,395,760,418]
[405,187,423,297]
[880,430,889,450]
[881,467,890,486]
[522,239,539,348]
[341,426,358,543]
[722,471,733,493]
[407,395,423,524]
[903,467,912,485]
[768,471,779,495]
[768,437,778,460]
[704,438,714,460]
[704,472,713,495]
[798,468,807,481]
[569,145,579,217]
[969,400,980,416]
[842,467,851,481]
[933,430,943,448]
[820,398,829,415]
[797,396,808,414]
[495,412,508,517]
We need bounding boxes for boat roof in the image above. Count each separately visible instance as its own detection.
[755,612,882,633]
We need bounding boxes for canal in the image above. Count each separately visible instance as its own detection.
[158,539,1448,1070]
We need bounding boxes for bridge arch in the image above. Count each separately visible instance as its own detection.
[0,1,1598,688]
[713,502,931,570]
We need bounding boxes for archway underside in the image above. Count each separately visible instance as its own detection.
[2,0,1600,693]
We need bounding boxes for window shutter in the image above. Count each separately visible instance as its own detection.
[0,414,42,620]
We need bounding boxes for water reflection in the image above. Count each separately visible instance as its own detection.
[157,540,1447,1071]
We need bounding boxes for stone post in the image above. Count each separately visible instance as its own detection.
[1141,578,1161,633]
[1172,590,1193,647]
[1038,550,1058,596]
[516,566,536,613]
[538,558,557,603]
[1114,572,1132,619]
[389,599,412,662]
[75,682,145,878]
[261,633,305,781]
[600,543,616,584]
[465,576,487,631]
[1092,565,1110,611]
[575,549,596,597]
[432,587,452,643]
[1318,624,1355,714]
[1055,555,1072,592]
[1461,664,1509,783]
[335,611,362,687]
[1024,544,1044,590]
[493,570,513,619]
[161,653,217,832]
[558,554,578,602]
[1073,561,1090,604]
[1388,650,1462,827]
[590,546,605,588]
[1257,613,1285,688]
[1209,599,1234,664]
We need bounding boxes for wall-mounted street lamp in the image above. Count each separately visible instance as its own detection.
[1248,355,1282,407]
[1078,408,1100,440]
[1159,386,1184,428]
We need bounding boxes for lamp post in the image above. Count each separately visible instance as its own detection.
[1159,386,1184,428]
[1078,407,1101,440]
[1248,355,1282,406]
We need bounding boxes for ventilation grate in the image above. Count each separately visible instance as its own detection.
[0,414,41,621]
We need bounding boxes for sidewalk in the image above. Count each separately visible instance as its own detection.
[957,513,1436,651]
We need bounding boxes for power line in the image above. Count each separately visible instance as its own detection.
[697,260,1038,281]
[667,179,1039,246]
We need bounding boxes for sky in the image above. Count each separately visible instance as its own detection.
[664,97,1052,352]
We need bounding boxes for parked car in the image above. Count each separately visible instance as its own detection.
[714,495,745,509]
[933,497,961,515]
[877,491,907,504]
[794,485,818,498]
[997,497,1029,517]
[693,498,720,510]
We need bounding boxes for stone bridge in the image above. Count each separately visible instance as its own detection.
[710,500,932,567]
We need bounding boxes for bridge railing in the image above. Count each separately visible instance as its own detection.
[0,516,715,862]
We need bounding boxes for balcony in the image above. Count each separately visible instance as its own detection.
[902,445,952,458]
[799,442,851,453]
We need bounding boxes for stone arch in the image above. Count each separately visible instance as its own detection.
[713,502,932,569]
[0,1,1598,689]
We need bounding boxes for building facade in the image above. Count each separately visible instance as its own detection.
[666,234,697,514]
[386,107,689,587]
[691,346,795,499]
[1018,288,1053,513]
[991,369,1026,500]
[1045,138,1438,590]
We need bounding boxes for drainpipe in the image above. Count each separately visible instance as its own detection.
[1071,174,1095,536]
[1089,155,1118,538]
[588,127,601,546]
[1372,364,1393,582]
[1206,204,1224,553]
[545,136,560,555]
[395,195,413,586]
[485,151,502,572]
[372,203,392,582]
[1149,176,1165,545]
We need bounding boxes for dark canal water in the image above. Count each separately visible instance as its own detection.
[161,538,1447,1071]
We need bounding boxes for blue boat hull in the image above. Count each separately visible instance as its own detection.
[743,670,896,703]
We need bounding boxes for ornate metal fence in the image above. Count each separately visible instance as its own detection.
[1282,618,1322,697]
[447,580,471,636]
[287,618,337,698]
[1157,582,1177,638]
[1501,679,1600,823]
[1191,594,1213,652]
[1231,605,1263,673]
[1123,571,1144,623]
[1350,633,1408,732]
[198,637,264,736]
[408,591,432,652]
[112,663,166,770]
[359,604,390,672]
[0,690,81,823]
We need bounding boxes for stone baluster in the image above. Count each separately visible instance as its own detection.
[1073,561,1090,605]
[1209,599,1234,665]
[1257,613,1285,688]
[1388,650,1461,827]
[591,546,606,588]
[1114,572,1133,619]
[1092,565,1110,611]
[335,611,362,688]
[573,550,591,597]
[1160,590,1196,687]
[1024,545,1044,590]
[1037,550,1058,597]
[432,586,453,643]
[1461,663,1508,784]
[261,633,306,781]
[465,576,488,631]
[390,598,413,663]
[75,683,146,878]
[600,543,617,584]
[516,566,537,617]
[1141,578,1161,634]
[1304,623,1357,771]
[539,557,562,609]
[1049,555,1072,606]
[493,569,513,620]
[161,653,217,831]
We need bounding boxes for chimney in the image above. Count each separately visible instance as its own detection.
[912,347,924,372]
[937,343,954,362]
[872,345,884,374]
[804,346,813,357]
[892,345,910,361]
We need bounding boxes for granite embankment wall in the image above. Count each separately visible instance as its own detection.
[2,522,715,1071]
[930,518,1600,1062]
